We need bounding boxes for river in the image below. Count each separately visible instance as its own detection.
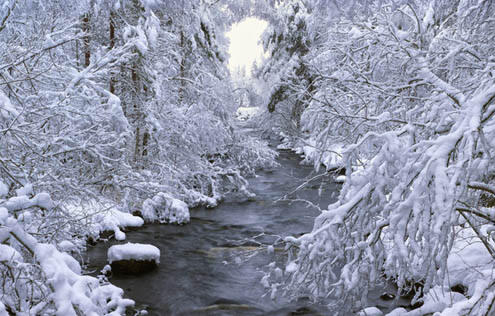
[86,146,406,315]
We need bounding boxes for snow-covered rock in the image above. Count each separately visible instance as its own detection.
[358,307,383,316]
[108,243,160,274]
[108,243,160,264]
[142,192,190,224]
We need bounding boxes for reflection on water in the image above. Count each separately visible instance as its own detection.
[86,149,402,316]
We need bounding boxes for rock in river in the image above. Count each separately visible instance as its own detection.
[107,242,160,274]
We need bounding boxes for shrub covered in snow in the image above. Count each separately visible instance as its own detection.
[142,193,190,224]
[259,1,495,315]
[0,191,134,315]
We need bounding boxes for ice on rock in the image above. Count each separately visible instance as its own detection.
[142,192,190,224]
[107,243,160,264]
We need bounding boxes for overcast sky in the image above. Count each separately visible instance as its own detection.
[226,17,268,75]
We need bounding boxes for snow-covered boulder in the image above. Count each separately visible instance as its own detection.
[358,307,383,316]
[108,242,160,274]
[142,192,190,224]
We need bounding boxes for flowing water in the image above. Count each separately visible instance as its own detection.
[86,147,406,316]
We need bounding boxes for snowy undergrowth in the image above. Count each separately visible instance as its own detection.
[0,187,134,315]
[277,132,345,171]
[258,1,495,315]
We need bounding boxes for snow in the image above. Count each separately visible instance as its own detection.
[2,192,55,211]
[294,137,344,171]
[0,207,7,224]
[285,261,298,273]
[236,106,259,121]
[422,4,435,29]
[0,181,9,197]
[63,202,144,241]
[335,175,346,183]
[35,243,134,315]
[0,244,22,262]
[34,192,55,209]
[107,242,160,264]
[0,302,7,316]
[94,207,144,241]
[358,307,383,316]
[58,240,76,252]
[142,192,190,224]
[0,90,19,120]
[15,183,33,197]
[446,228,493,287]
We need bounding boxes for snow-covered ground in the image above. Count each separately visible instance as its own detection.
[0,188,135,315]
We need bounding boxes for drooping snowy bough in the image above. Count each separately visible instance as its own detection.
[262,1,495,315]
[0,191,134,315]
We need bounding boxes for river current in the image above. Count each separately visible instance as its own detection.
[86,147,405,315]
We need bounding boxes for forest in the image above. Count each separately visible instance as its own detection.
[1,0,495,315]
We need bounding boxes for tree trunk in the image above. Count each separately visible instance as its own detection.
[178,31,186,102]
[109,10,116,93]
[82,13,91,67]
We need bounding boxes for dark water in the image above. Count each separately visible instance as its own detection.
[86,148,404,316]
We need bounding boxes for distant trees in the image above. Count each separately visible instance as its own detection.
[258,0,316,133]
[259,0,495,315]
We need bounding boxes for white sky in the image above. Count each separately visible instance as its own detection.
[226,17,268,76]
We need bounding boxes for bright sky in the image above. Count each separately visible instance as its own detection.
[226,17,268,76]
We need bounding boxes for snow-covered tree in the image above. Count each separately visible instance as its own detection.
[0,0,276,313]
[262,0,495,315]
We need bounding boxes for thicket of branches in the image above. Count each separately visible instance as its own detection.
[259,0,495,315]
[0,0,276,314]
